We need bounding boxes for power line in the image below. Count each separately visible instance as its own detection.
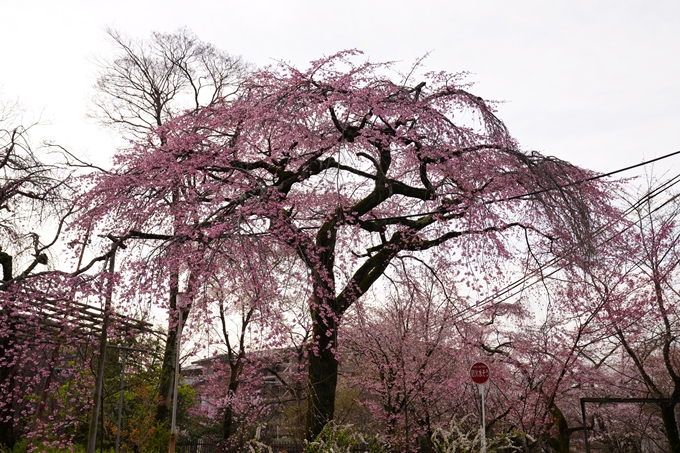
[451,171,680,325]
[373,149,680,221]
[500,149,680,202]
[403,152,680,323]
[589,149,680,181]
[375,150,680,324]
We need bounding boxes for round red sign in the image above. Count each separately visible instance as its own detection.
[470,362,489,384]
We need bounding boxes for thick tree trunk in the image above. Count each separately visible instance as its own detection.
[0,251,12,282]
[222,406,236,441]
[306,312,338,440]
[0,256,15,449]
[0,332,17,449]
[222,366,242,440]
[218,301,248,443]
[547,404,571,453]
[155,272,180,425]
[661,403,680,453]
[155,329,178,424]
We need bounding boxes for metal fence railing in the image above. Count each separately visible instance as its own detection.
[176,439,383,453]
[176,439,221,453]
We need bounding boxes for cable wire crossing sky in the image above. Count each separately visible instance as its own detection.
[1,0,678,178]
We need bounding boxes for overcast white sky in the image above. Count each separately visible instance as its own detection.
[2,0,679,178]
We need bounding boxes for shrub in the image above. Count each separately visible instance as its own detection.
[304,423,389,453]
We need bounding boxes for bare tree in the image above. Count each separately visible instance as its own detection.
[0,98,73,449]
[91,27,250,140]
[90,28,251,427]
[0,99,70,283]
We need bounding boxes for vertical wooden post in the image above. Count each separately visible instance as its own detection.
[86,242,119,453]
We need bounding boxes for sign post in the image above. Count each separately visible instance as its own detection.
[470,362,490,453]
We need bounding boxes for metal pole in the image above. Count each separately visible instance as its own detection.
[168,307,184,453]
[480,383,486,453]
[115,348,127,453]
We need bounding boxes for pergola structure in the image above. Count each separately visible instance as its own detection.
[2,291,155,431]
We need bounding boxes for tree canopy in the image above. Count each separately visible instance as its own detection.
[80,50,612,439]
[13,29,680,452]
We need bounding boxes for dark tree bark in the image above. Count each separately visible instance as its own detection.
[219,297,249,442]
[155,271,182,425]
[92,30,248,429]
[661,403,680,453]
[547,405,571,453]
[305,309,339,439]
[222,366,244,440]
[0,250,12,282]
[0,313,17,449]
[83,53,610,442]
